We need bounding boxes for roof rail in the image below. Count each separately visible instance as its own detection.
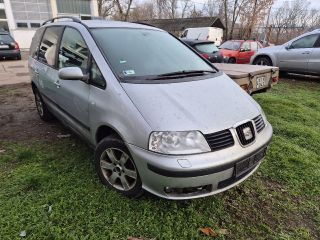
[42,16,81,26]
[130,21,156,28]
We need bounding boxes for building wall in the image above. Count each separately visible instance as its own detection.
[3,0,98,50]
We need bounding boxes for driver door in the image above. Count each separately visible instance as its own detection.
[278,34,319,73]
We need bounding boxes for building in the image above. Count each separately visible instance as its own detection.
[142,17,225,36]
[0,0,99,49]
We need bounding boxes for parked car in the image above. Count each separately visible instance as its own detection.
[0,30,21,60]
[181,27,224,46]
[219,40,263,64]
[251,29,320,75]
[29,17,272,200]
[182,39,225,63]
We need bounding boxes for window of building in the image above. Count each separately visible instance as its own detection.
[58,27,89,73]
[0,9,6,19]
[38,27,64,67]
[30,23,41,28]
[17,22,28,28]
[56,0,91,15]
[0,0,4,3]
[90,59,106,88]
[0,21,8,31]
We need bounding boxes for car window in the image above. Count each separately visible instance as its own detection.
[290,34,319,49]
[219,41,241,50]
[195,43,219,53]
[58,27,89,73]
[38,27,64,67]
[90,58,106,89]
[92,28,215,81]
[241,42,251,51]
[30,27,45,59]
[181,30,188,38]
[251,42,259,51]
[0,34,13,43]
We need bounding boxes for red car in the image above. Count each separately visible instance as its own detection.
[219,40,263,64]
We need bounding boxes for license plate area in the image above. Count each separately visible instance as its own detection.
[235,147,267,177]
[0,45,9,49]
[256,76,267,89]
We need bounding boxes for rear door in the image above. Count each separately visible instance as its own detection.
[307,35,320,74]
[278,33,319,73]
[56,27,90,137]
[37,26,64,103]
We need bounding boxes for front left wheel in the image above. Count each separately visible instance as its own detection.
[95,136,144,198]
[34,89,53,121]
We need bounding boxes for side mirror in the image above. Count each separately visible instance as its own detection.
[58,67,87,81]
[285,45,290,50]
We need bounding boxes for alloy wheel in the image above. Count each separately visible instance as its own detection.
[35,92,44,117]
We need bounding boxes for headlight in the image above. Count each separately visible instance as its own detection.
[148,131,211,155]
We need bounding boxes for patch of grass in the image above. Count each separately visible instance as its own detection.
[0,81,319,239]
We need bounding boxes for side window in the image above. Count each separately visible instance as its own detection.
[241,42,251,51]
[90,59,106,89]
[58,27,89,73]
[251,42,258,51]
[290,34,319,49]
[30,27,45,59]
[38,27,63,67]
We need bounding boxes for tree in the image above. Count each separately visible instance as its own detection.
[97,0,114,18]
[113,0,134,21]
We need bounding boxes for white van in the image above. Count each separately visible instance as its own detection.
[181,27,224,46]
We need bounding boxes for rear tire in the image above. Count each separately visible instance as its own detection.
[228,58,236,64]
[34,88,53,121]
[95,136,144,198]
[253,56,272,66]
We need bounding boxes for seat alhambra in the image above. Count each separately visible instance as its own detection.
[28,17,272,200]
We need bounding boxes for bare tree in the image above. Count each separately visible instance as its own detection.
[229,0,245,39]
[180,0,192,18]
[130,1,156,21]
[97,0,114,18]
[113,0,134,21]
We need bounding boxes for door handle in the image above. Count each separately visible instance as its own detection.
[302,51,311,54]
[54,80,60,88]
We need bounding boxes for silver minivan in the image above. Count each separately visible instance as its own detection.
[28,17,273,200]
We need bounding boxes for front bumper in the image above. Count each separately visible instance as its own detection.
[128,122,273,200]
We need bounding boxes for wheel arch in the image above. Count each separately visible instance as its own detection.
[253,54,274,66]
[95,125,124,144]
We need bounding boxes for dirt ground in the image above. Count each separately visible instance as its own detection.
[0,83,68,142]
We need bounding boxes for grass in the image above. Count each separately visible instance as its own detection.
[0,80,319,239]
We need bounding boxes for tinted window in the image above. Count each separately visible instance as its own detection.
[0,34,13,43]
[90,59,106,88]
[92,28,215,80]
[30,27,45,59]
[219,41,241,50]
[195,43,219,53]
[241,42,251,51]
[38,27,63,67]
[291,34,319,49]
[58,27,89,73]
[17,22,28,28]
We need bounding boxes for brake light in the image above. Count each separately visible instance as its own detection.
[200,53,209,59]
[14,42,19,50]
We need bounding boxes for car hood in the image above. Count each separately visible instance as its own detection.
[121,73,261,134]
[258,45,282,53]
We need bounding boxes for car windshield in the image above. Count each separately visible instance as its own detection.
[219,41,241,50]
[195,43,219,53]
[92,28,216,81]
[0,34,13,43]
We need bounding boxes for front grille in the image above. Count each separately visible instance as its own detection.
[204,129,234,152]
[253,115,265,133]
[236,121,255,146]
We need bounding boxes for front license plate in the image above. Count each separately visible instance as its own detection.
[235,148,267,177]
[0,45,9,49]
[256,76,266,88]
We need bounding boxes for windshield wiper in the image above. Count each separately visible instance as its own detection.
[146,70,216,80]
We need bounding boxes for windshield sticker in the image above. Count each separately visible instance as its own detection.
[120,60,127,64]
[123,70,135,75]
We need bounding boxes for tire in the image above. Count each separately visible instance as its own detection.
[253,56,272,66]
[95,136,144,198]
[34,88,53,121]
[228,58,236,64]
[16,54,21,60]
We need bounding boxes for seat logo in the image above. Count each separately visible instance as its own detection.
[243,127,253,140]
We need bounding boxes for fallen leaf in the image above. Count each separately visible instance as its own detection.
[19,230,26,237]
[57,134,71,139]
[48,205,52,213]
[199,227,218,237]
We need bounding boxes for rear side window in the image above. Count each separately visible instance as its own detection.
[291,34,319,49]
[58,27,89,73]
[38,26,64,67]
[30,27,45,59]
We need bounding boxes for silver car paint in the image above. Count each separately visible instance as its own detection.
[251,30,320,74]
[29,20,272,199]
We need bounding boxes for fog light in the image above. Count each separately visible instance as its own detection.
[164,187,172,193]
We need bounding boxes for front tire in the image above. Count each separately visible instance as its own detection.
[253,56,272,66]
[95,136,143,198]
[34,89,53,121]
[228,57,236,64]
